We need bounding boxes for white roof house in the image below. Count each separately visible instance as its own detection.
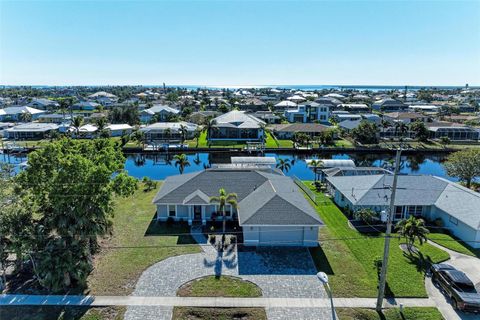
[275,100,298,108]
[213,110,265,129]
[88,91,118,99]
[286,95,306,102]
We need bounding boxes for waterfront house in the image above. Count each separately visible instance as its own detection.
[0,106,46,122]
[72,101,101,111]
[209,110,265,141]
[269,123,331,139]
[140,121,198,143]
[106,124,133,137]
[152,167,323,246]
[5,122,59,140]
[326,174,480,248]
[284,101,330,123]
[38,113,72,124]
[384,112,430,124]
[140,104,180,123]
[427,125,479,141]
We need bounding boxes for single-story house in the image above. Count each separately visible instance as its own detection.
[372,99,408,112]
[72,101,101,111]
[0,106,46,122]
[152,167,324,246]
[106,124,133,137]
[28,98,60,110]
[4,123,59,140]
[427,125,479,141]
[237,98,268,111]
[269,123,331,139]
[274,100,297,111]
[209,110,265,141]
[384,112,430,124]
[338,104,370,113]
[140,104,180,123]
[188,111,221,125]
[140,121,199,142]
[38,113,72,123]
[87,91,118,106]
[252,111,281,124]
[326,174,480,248]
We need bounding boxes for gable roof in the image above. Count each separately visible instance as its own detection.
[153,168,323,226]
[213,110,265,129]
[327,174,480,230]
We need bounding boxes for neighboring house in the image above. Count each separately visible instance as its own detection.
[427,125,479,141]
[269,123,331,139]
[209,110,265,141]
[140,104,180,123]
[4,123,59,140]
[106,124,133,137]
[284,101,330,123]
[333,113,362,122]
[384,112,430,124]
[188,111,221,124]
[372,99,408,112]
[321,166,391,182]
[69,124,98,139]
[338,119,362,132]
[152,167,324,247]
[274,100,297,111]
[326,174,480,248]
[38,113,72,124]
[408,105,441,113]
[140,121,199,142]
[252,111,281,124]
[72,101,100,111]
[338,103,370,113]
[87,91,118,106]
[0,106,46,122]
[237,98,268,111]
[28,98,60,110]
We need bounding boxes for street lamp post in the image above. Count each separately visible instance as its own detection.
[317,272,336,320]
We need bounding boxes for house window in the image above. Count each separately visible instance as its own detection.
[394,206,403,220]
[407,206,423,217]
[449,216,458,225]
[341,194,345,201]
[168,205,176,217]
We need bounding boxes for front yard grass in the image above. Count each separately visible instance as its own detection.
[177,275,262,297]
[172,307,267,320]
[336,307,444,320]
[429,232,480,258]
[86,182,200,295]
[304,182,450,298]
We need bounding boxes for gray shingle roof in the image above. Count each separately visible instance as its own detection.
[153,168,323,226]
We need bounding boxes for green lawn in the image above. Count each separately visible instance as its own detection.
[0,306,125,320]
[429,232,480,257]
[334,138,354,148]
[304,183,450,298]
[173,307,267,320]
[86,182,200,295]
[337,307,444,320]
[177,275,262,297]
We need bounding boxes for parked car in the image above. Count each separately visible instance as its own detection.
[431,263,480,313]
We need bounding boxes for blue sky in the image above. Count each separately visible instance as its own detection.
[1,0,479,86]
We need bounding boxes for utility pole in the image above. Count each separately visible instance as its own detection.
[376,148,402,311]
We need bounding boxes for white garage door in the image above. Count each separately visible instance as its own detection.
[259,226,304,246]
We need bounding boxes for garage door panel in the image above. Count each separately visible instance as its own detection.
[259,226,304,246]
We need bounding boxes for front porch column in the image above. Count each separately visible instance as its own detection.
[201,206,206,226]
[188,206,192,226]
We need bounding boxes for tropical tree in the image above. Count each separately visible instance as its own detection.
[409,120,429,142]
[193,128,202,148]
[209,188,238,239]
[439,136,451,148]
[309,159,323,181]
[173,153,190,174]
[164,128,172,141]
[276,158,292,173]
[354,208,377,224]
[444,149,480,189]
[72,116,84,137]
[179,124,188,143]
[131,130,145,148]
[395,216,429,254]
[19,112,32,123]
[351,121,378,144]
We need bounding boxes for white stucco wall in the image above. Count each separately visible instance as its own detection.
[431,207,480,248]
[243,226,319,247]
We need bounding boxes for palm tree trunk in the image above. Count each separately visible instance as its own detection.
[222,207,226,241]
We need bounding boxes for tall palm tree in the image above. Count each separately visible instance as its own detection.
[209,188,238,238]
[164,128,172,141]
[193,128,202,148]
[173,153,190,174]
[309,159,323,181]
[395,215,429,254]
[179,124,188,143]
[72,116,84,137]
[276,158,291,174]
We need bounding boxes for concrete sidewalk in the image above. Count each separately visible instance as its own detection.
[0,294,436,309]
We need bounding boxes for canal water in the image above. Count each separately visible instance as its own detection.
[1,151,453,181]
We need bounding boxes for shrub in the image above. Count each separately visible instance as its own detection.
[166,217,174,225]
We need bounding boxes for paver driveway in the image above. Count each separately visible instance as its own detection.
[124,227,330,320]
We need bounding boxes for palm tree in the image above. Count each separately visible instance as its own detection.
[164,128,172,141]
[193,128,202,148]
[395,216,429,254]
[209,188,238,239]
[19,112,32,123]
[131,130,145,148]
[309,159,323,181]
[72,116,84,137]
[179,124,188,143]
[276,158,291,173]
[173,153,190,174]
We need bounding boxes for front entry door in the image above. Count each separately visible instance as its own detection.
[194,206,202,220]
